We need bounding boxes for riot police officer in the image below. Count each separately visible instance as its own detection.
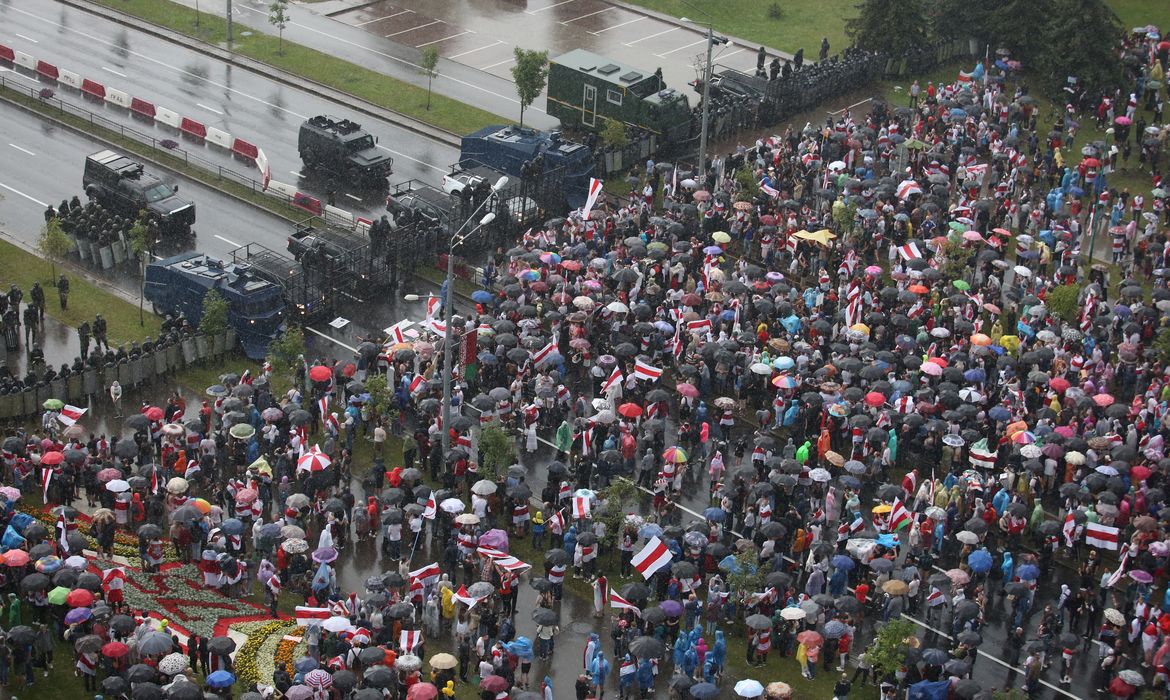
[22,304,38,346]
[78,321,91,361]
[56,275,70,310]
[29,283,44,324]
[93,314,108,352]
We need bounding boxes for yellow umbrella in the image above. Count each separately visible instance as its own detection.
[249,456,272,476]
[850,323,870,335]
[871,504,893,514]
[712,231,731,243]
[793,229,837,246]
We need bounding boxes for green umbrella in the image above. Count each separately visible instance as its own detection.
[948,221,965,232]
[229,423,255,439]
[43,399,64,411]
[47,586,70,605]
[903,138,930,150]
[952,280,971,291]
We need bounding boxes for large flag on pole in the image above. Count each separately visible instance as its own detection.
[582,178,603,220]
[631,536,673,579]
[1085,522,1120,550]
[57,405,87,426]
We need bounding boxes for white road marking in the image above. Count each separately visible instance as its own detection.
[525,0,579,13]
[14,33,38,44]
[101,66,128,78]
[344,193,363,202]
[214,234,242,247]
[355,10,413,25]
[8,144,36,156]
[560,7,613,24]
[290,171,304,178]
[416,31,471,48]
[589,16,644,34]
[717,47,746,61]
[623,26,677,45]
[655,39,708,57]
[448,41,505,59]
[385,20,443,37]
[306,326,358,352]
[0,67,40,83]
[0,181,48,207]
[378,144,445,172]
[196,103,224,115]
[481,57,516,70]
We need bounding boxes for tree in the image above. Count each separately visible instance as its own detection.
[266,325,306,380]
[725,549,765,594]
[600,119,629,150]
[1045,283,1083,325]
[269,0,290,54]
[1033,0,1122,97]
[37,217,71,282]
[199,289,230,335]
[478,425,516,481]
[419,46,440,111]
[1155,325,1170,364]
[980,0,1056,75]
[867,619,919,680]
[128,215,152,327]
[938,237,974,283]
[597,480,640,554]
[845,0,928,55]
[511,48,549,129]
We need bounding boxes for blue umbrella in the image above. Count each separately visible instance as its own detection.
[718,554,741,573]
[1015,564,1040,581]
[221,518,244,536]
[876,534,899,548]
[703,507,725,522]
[963,368,986,382]
[206,670,236,688]
[840,475,861,489]
[294,657,318,673]
[967,549,992,573]
[720,309,736,321]
[988,406,1011,422]
[831,555,855,571]
[471,290,494,304]
[638,524,663,540]
[823,620,849,638]
[477,352,498,364]
[507,636,534,661]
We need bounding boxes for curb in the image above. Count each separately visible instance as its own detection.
[65,0,463,148]
[601,0,796,62]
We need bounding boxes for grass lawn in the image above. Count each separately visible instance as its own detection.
[0,238,161,347]
[88,0,503,135]
[1108,0,1170,34]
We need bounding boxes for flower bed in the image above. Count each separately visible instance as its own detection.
[274,635,299,679]
[25,504,179,564]
[232,619,293,688]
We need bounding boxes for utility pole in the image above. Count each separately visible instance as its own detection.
[226,0,233,43]
[698,24,713,176]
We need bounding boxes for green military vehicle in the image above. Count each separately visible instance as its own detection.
[546,49,692,142]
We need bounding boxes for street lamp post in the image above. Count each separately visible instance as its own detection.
[436,177,509,454]
[680,12,726,178]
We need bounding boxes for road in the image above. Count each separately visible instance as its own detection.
[1,2,461,216]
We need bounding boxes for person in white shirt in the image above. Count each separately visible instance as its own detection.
[109,381,123,418]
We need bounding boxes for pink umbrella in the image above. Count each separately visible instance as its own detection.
[1115,116,1132,126]
[478,529,509,551]
[864,265,883,276]
[677,383,700,398]
[234,488,258,505]
[1093,394,1115,407]
[921,362,943,377]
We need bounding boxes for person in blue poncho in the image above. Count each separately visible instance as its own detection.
[590,650,610,699]
[711,630,727,672]
[672,635,687,667]
[682,645,698,678]
[636,659,654,695]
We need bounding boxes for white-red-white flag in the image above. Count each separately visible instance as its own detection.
[295,606,331,627]
[572,496,591,520]
[400,630,422,653]
[453,584,484,609]
[57,405,87,427]
[601,367,622,394]
[422,494,436,520]
[582,178,603,220]
[686,319,713,334]
[897,242,923,260]
[633,359,662,382]
[531,341,557,366]
[609,591,641,616]
[631,536,673,579]
[1062,512,1077,547]
[408,563,441,587]
[1085,522,1120,550]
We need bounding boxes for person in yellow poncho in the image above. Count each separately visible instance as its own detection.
[441,585,455,622]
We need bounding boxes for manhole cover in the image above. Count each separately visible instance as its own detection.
[569,621,594,634]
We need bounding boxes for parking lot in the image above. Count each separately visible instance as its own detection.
[331,0,770,97]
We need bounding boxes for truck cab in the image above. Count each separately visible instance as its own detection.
[83,150,196,238]
[298,115,394,188]
[144,253,284,359]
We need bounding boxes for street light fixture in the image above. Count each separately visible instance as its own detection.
[439,177,508,453]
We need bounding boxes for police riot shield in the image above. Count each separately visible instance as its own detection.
[22,388,37,416]
[83,367,98,397]
[166,343,181,372]
[67,374,82,402]
[182,338,196,365]
[154,349,168,377]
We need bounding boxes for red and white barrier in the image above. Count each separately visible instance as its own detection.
[81,78,105,100]
[324,205,355,225]
[130,97,156,119]
[58,69,82,90]
[179,117,207,140]
[266,180,297,199]
[205,126,233,150]
[155,106,181,129]
[0,44,14,63]
[231,138,258,160]
[292,192,322,215]
[35,60,58,81]
[105,88,130,109]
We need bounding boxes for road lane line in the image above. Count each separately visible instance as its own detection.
[290,171,304,178]
[718,48,746,61]
[196,103,224,115]
[0,181,48,207]
[481,57,516,70]
[14,33,38,44]
[525,0,579,14]
[8,144,36,156]
[355,10,413,26]
[214,234,242,247]
[344,193,363,202]
[378,144,446,172]
[416,31,472,48]
[385,20,443,37]
[448,41,505,59]
[589,16,644,34]
[623,26,677,45]
[101,66,128,78]
[655,39,708,57]
[560,7,613,24]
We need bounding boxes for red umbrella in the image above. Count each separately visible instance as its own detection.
[341,362,356,378]
[1093,394,1115,407]
[1132,465,1152,482]
[1049,377,1071,393]
[407,682,439,700]
[618,403,643,418]
[102,641,129,659]
[479,676,509,693]
[143,406,164,422]
[796,630,823,647]
[2,550,29,567]
[864,392,885,408]
[560,260,582,272]
[67,589,95,607]
[309,365,332,382]
[40,451,64,466]
[1109,677,1136,697]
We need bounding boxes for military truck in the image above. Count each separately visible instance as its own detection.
[459,125,593,208]
[546,49,692,143]
[83,150,196,239]
[144,253,284,359]
[297,115,394,187]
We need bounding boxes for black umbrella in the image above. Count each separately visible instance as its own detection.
[629,636,665,658]
[125,663,157,683]
[532,608,558,625]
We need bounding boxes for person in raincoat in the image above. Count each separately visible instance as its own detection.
[555,419,573,458]
[796,440,812,465]
[7,593,19,627]
[590,650,610,699]
[636,659,654,696]
[617,654,635,699]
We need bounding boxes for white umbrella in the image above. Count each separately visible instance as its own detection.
[779,607,806,621]
[322,616,353,633]
[439,498,465,514]
[1013,265,1032,278]
[593,410,616,424]
[573,296,595,310]
[808,468,831,483]
[455,513,480,526]
[956,530,979,545]
[749,363,773,375]
[735,679,765,698]
[166,477,189,494]
[297,447,331,472]
[471,480,497,496]
[106,479,130,493]
[606,301,629,313]
[1020,444,1042,459]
